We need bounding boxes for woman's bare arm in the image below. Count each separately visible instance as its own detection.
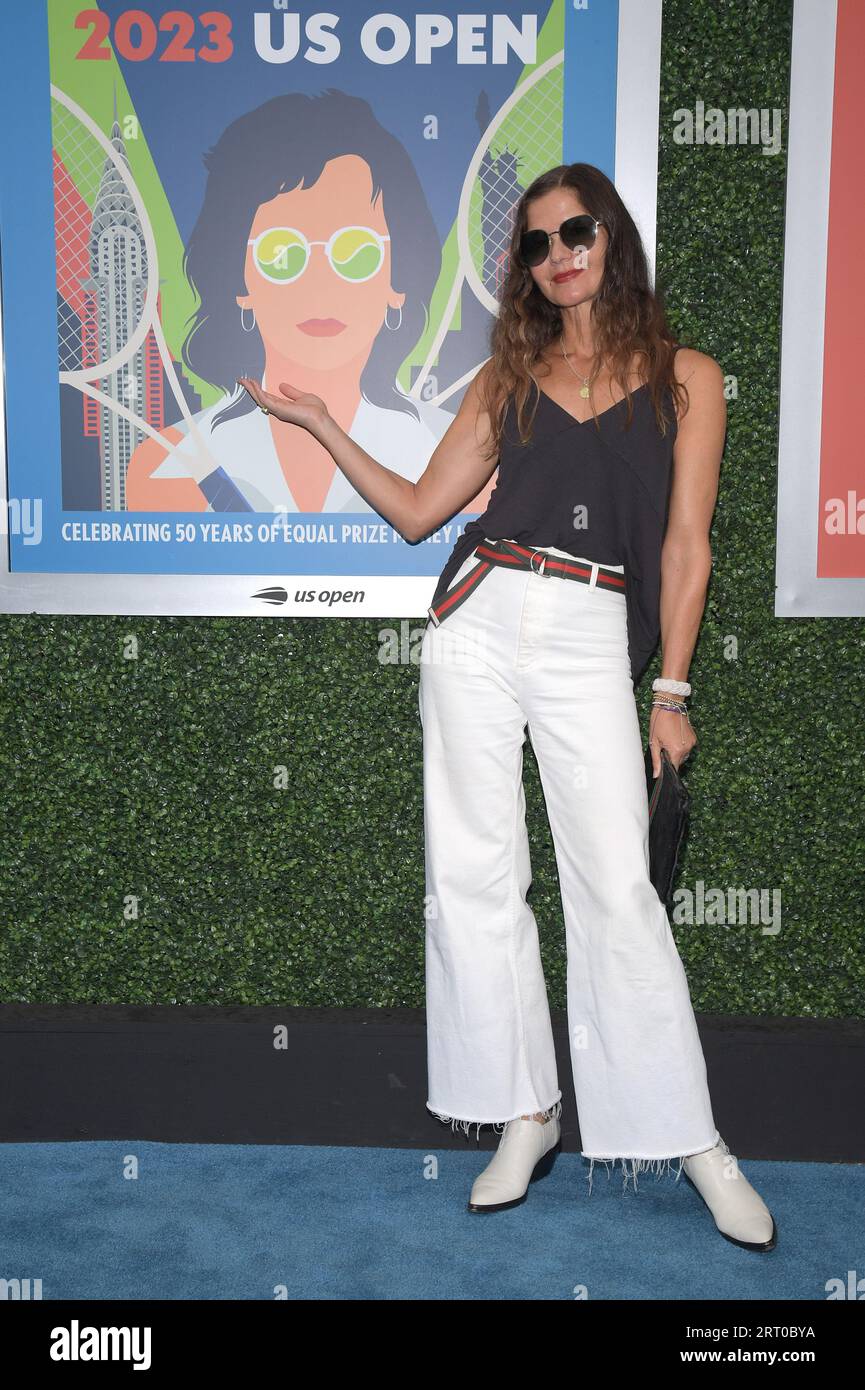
[658,348,726,680]
[648,348,726,775]
[237,362,500,542]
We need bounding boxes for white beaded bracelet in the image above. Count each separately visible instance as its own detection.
[652,677,691,696]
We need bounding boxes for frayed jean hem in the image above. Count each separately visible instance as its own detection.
[581,1128,722,1195]
[427,1097,563,1142]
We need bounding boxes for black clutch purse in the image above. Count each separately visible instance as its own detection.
[644,744,690,907]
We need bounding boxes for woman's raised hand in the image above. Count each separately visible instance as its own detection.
[236,377,329,432]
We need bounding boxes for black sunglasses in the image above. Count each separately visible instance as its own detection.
[518,215,605,268]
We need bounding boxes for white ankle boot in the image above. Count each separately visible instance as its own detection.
[467,1116,561,1213]
[683,1136,777,1251]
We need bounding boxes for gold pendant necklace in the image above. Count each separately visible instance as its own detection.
[560,333,599,398]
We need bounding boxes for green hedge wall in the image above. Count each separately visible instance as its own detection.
[1,0,862,1014]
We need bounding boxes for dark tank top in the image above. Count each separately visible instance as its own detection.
[429,374,679,684]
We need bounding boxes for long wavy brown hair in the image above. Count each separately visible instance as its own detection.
[475,163,690,460]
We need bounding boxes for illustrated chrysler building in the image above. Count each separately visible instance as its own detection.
[54,98,166,512]
[83,114,147,510]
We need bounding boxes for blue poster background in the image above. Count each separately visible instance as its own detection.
[0,1,619,577]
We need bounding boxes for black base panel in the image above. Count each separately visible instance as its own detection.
[0,1006,862,1159]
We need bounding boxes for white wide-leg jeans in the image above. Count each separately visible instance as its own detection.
[418,539,720,1190]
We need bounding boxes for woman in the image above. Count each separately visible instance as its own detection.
[238,163,776,1253]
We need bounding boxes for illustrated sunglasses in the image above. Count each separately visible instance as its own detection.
[518,215,605,268]
[247,225,391,284]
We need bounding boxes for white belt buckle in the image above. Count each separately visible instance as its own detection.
[530,550,550,577]
[589,562,599,589]
[427,605,441,627]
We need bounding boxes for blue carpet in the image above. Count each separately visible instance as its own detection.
[1,1142,860,1300]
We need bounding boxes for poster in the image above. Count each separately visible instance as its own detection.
[0,0,665,616]
[775,0,865,618]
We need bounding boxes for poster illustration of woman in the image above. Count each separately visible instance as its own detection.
[127,90,493,517]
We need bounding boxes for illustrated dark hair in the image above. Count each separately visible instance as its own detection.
[477,162,690,459]
[180,88,440,429]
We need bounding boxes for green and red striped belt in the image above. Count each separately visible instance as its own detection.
[427,538,626,628]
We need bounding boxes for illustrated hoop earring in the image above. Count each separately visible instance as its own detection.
[384,304,402,331]
[240,305,256,333]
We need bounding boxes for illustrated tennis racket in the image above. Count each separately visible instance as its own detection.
[410,48,564,407]
[51,83,254,512]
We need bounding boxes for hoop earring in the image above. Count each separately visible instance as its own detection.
[384,304,402,331]
[240,305,256,333]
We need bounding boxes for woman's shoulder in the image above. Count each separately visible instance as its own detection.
[664,347,725,428]
[671,346,724,392]
[144,395,261,479]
